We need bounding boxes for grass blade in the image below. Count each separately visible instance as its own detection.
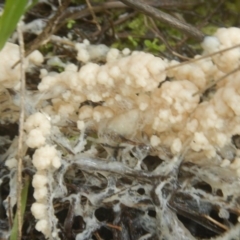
[0,0,28,50]
[10,175,30,240]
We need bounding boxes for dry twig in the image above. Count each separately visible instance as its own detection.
[25,0,71,57]
[16,22,26,240]
[85,0,101,31]
[119,0,204,40]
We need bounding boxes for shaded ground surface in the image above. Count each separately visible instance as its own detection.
[0,0,240,239]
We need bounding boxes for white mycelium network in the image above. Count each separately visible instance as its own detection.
[2,27,240,239]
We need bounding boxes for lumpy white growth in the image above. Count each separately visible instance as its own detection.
[24,112,51,148]
[35,219,49,235]
[5,158,18,169]
[24,112,51,136]
[32,145,61,170]
[26,128,46,148]
[201,36,220,53]
[33,27,240,160]
[0,42,43,90]
[75,40,109,63]
[3,27,240,240]
[0,43,21,89]
[31,202,47,220]
[32,173,48,188]
[106,109,140,137]
[150,135,161,147]
[218,208,229,219]
[33,187,48,200]
[171,138,182,154]
[28,50,44,65]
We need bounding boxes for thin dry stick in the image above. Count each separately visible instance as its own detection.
[193,66,240,96]
[119,0,204,40]
[106,223,122,231]
[197,0,225,30]
[98,12,137,40]
[85,0,101,31]
[147,17,191,60]
[8,196,13,228]
[50,35,75,47]
[165,43,240,96]
[12,0,71,69]
[16,23,26,240]
[60,0,190,21]
[145,0,198,8]
[166,43,240,70]
[25,0,71,57]
[94,232,103,240]
[59,0,202,41]
[203,214,229,231]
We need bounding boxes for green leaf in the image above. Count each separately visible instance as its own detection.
[202,25,219,35]
[128,36,138,47]
[10,176,30,240]
[26,0,38,11]
[144,39,166,53]
[128,14,146,36]
[144,39,152,48]
[0,0,29,50]
[67,19,76,29]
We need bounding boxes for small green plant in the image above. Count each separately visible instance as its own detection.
[201,25,219,35]
[67,19,76,29]
[127,35,139,47]
[127,14,146,35]
[144,38,166,53]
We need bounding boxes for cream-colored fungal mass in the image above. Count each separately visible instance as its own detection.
[3,27,239,182]
[2,26,240,240]
[0,43,43,90]
[32,27,240,163]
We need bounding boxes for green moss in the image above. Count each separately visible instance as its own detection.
[225,1,240,13]
[127,15,146,35]
[144,39,166,54]
[202,25,219,36]
[67,19,76,29]
[127,36,139,47]
[39,42,53,55]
